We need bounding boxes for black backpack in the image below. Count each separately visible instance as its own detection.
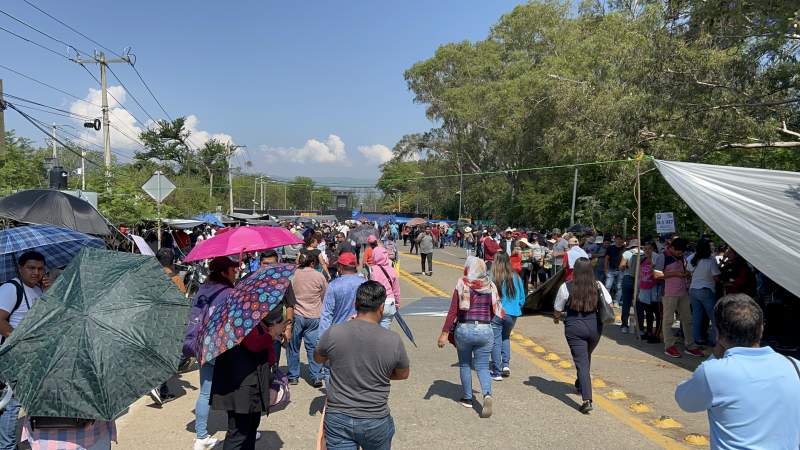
[0,280,25,345]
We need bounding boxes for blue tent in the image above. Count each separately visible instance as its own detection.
[193,213,225,227]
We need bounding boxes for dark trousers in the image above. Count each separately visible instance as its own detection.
[636,301,661,335]
[410,239,418,254]
[521,266,532,294]
[620,276,635,327]
[564,315,601,402]
[224,412,261,450]
[420,252,432,273]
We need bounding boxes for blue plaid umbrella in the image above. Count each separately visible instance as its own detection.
[0,225,105,283]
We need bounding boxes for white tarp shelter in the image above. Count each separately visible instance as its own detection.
[655,160,800,298]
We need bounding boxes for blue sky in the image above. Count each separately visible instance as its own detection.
[1,0,525,182]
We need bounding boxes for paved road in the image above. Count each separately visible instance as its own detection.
[112,244,710,449]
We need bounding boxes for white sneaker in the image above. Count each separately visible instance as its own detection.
[193,436,218,450]
[491,374,503,381]
[149,388,162,405]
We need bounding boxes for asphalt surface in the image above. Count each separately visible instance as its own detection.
[112,244,710,449]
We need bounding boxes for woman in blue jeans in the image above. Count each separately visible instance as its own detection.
[192,257,239,450]
[687,240,721,346]
[489,252,525,380]
[438,257,504,418]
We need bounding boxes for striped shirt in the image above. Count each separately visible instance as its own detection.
[442,288,494,332]
[22,418,116,450]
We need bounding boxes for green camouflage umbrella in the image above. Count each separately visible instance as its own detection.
[0,247,188,420]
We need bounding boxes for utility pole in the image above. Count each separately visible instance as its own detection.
[51,123,58,160]
[71,52,131,191]
[0,79,5,156]
[259,177,264,211]
[570,147,579,226]
[458,151,464,221]
[227,145,246,214]
[252,176,257,214]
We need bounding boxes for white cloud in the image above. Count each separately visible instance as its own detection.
[69,89,234,154]
[70,85,144,150]
[260,134,349,164]
[358,144,393,164]
[184,115,235,148]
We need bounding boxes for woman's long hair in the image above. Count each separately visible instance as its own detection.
[298,251,318,269]
[492,252,517,298]
[208,269,234,288]
[569,258,598,312]
[690,239,711,267]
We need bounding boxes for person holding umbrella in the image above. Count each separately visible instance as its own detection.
[0,251,47,449]
[189,256,239,450]
[211,302,289,450]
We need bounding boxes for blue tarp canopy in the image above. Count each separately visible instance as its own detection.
[193,213,225,227]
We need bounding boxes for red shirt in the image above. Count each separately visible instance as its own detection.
[510,253,522,273]
[484,239,500,262]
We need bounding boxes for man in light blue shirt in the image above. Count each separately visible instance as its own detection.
[675,294,800,449]
[319,252,365,337]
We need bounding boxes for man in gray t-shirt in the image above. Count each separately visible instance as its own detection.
[315,281,410,449]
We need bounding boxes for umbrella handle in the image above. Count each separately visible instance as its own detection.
[0,385,12,411]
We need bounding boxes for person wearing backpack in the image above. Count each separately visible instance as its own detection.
[0,251,48,450]
[368,247,400,329]
[188,256,239,450]
[553,258,613,414]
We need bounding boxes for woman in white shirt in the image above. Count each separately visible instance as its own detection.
[687,239,721,346]
[553,258,613,414]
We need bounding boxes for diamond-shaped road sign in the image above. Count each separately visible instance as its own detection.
[142,171,175,203]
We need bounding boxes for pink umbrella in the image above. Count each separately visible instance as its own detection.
[183,226,302,262]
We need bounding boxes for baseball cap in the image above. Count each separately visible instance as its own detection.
[367,235,377,244]
[338,252,357,267]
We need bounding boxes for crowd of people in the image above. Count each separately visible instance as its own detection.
[1,215,798,449]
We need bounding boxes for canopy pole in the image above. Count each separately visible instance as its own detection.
[631,153,643,341]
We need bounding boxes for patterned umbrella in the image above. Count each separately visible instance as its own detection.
[0,225,105,283]
[200,263,296,364]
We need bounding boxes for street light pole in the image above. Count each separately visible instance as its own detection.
[228,145,246,215]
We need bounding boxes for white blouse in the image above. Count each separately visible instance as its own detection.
[554,281,613,312]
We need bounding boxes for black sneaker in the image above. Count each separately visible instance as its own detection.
[312,380,324,389]
[459,398,472,408]
[579,400,593,414]
[288,378,299,386]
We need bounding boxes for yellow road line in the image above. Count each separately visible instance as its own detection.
[509,334,687,450]
[398,252,464,270]
[400,267,689,450]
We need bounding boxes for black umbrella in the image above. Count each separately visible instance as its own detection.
[393,311,417,347]
[0,248,189,420]
[566,223,593,234]
[0,189,111,235]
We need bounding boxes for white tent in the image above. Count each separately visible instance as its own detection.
[655,160,800,298]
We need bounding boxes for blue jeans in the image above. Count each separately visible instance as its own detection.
[490,315,517,374]
[0,398,19,450]
[288,315,322,382]
[465,241,473,257]
[195,362,214,439]
[621,275,635,328]
[690,288,717,345]
[605,270,623,304]
[324,412,395,450]
[455,323,493,400]
[380,298,396,330]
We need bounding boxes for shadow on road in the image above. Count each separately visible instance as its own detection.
[145,377,197,409]
[309,395,326,416]
[423,379,467,402]
[523,375,580,411]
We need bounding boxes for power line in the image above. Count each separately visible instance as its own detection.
[20,0,122,59]
[106,64,159,124]
[5,101,104,167]
[0,63,100,107]
[76,63,147,129]
[0,23,70,60]
[3,92,93,120]
[0,7,89,56]
[129,61,172,121]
